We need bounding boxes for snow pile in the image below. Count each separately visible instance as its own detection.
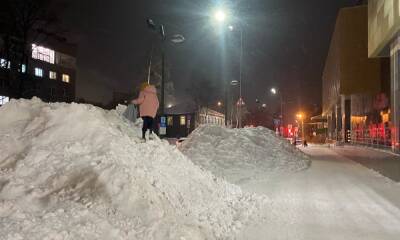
[0,98,265,240]
[180,125,311,183]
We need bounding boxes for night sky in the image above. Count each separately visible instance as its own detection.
[62,0,355,122]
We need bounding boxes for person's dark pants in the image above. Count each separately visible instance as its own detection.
[142,116,154,139]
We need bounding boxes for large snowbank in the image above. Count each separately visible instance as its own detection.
[180,125,311,183]
[0,98,265,240]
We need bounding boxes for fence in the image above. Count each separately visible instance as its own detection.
[350,127,392,149]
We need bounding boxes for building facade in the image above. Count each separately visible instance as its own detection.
[323,5,390,145]
[0,40,76,104]
[164,106,225,138]
[369,0,400,151]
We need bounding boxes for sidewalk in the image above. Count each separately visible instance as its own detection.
[239,145,400,240]
[327,145,400,182]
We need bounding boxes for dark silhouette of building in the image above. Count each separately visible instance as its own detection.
[0,39,77,104]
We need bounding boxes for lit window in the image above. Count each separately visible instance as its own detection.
[32,44,55,64]
[0,96,9,106]
[62,74,70,83]
[180,116,186,126]
[49,71,57,79]
[0,59,10,69]
[167,116,173,126]
[21,64,26,73]
[34,68,43,77]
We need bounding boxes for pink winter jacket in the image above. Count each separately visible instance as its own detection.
[132,85,159,118]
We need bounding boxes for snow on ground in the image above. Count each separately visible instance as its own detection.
[238,145,400,240]
[0,98,266,240]
[180,125,311,183]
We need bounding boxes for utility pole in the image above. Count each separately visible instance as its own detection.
[161,50,165,115]
[225,82,228,126]
[238,28,243,128]
[280,93,284,129]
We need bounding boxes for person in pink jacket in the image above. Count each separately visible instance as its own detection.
[132,82,159,140]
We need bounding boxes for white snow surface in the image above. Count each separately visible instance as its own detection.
[180,125,311,183]
[238,146,400,240]
[0,98,266,240]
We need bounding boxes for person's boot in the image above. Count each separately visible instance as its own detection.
[149,130,155,140]
[141,130,146,142]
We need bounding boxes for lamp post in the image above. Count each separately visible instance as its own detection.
[213,9,228,126]
[213,8,245,128]
[296,113,305,140]
[232,25,244,129]
[146,19,185,115]
[271,87,284,133]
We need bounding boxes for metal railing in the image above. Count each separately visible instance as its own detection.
[350,127,392,149]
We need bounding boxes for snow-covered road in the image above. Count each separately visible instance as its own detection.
[239,145,400,240]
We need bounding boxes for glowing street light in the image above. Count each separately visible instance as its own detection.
[296,113,303,119]
[296,112,305,140]
[214,9,227,23]
[217,101,222,107]
[270,88,277,95]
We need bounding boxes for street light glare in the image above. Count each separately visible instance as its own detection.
[271,88,277,95]
[214,9,226,22]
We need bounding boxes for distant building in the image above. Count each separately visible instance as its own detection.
[323,5,390,145]
[369,0,400,151]
[163,104,225,138]
[0,39,77,103]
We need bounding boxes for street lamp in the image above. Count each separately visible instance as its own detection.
[231,80,239,86]
[217,101,222,107]
[214,9,227,23]
[228,25,244,128]
[296,113,305,140]
[146,18,185,115]
[211,7,244,128]
[271,87,284,133]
